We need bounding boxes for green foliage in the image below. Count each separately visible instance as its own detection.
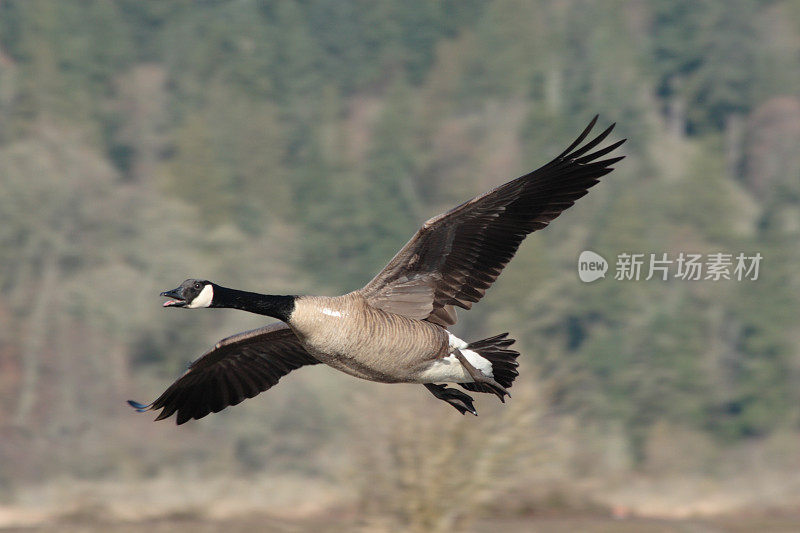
[1,0,799,484]
[161,83,290,231]
[650,0,760,132]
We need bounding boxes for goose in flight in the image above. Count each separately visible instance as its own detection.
[129,117,625,424]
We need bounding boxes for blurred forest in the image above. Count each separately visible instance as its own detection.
[0,0,799,530]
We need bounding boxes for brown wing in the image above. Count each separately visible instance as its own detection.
[359,116,625,326]
[128,322,319,424]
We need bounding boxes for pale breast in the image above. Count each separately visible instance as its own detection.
[287,293,448,382]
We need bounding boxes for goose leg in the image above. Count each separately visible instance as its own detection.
[424,383,477,416]
[452,348,510,402]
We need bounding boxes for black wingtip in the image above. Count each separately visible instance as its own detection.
[568,122,617,160]
[595,155,626,167]
[127,400,151,413]
[575,138,628,165]
[557,115,601,159]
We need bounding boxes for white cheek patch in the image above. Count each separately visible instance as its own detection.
[322,308,342,317]
[188,284,214,308]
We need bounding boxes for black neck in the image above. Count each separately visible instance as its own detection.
[211,285,296,322]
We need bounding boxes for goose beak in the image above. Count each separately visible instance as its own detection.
[161,287,187,307]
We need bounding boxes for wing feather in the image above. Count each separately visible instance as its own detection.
[130,322,319,424]
[360,117,625,326]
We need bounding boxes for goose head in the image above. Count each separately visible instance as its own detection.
[161,279,215,309]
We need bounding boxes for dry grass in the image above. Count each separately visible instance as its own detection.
[346,381,543,532]
[4,375,800,532]
[0,473,342,529]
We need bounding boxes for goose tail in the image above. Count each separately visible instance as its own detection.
[459,333,520,394]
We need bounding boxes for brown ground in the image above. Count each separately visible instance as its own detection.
[3,513,800,533]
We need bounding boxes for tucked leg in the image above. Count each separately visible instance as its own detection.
[452,348,510,402]
[424,383,477,416]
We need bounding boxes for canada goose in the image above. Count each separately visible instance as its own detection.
[129,116,624,424]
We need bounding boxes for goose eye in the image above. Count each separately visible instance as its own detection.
[194,283,202,290]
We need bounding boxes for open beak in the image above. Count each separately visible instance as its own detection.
[160,287,187,308]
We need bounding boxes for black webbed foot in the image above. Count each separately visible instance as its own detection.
[424,383,477,416]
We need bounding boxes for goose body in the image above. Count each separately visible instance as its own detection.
[129,117,625,424]
[289,294,450,383]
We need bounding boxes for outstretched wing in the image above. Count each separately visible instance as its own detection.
[128,322,319,424]
[359,116,625,326]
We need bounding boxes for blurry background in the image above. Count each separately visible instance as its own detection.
[0,1,799,531]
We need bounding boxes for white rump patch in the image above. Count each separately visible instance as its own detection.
[447,332,469,350]
[322,308,342,317]
[418,333,494,383]
[188,284,214,308]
